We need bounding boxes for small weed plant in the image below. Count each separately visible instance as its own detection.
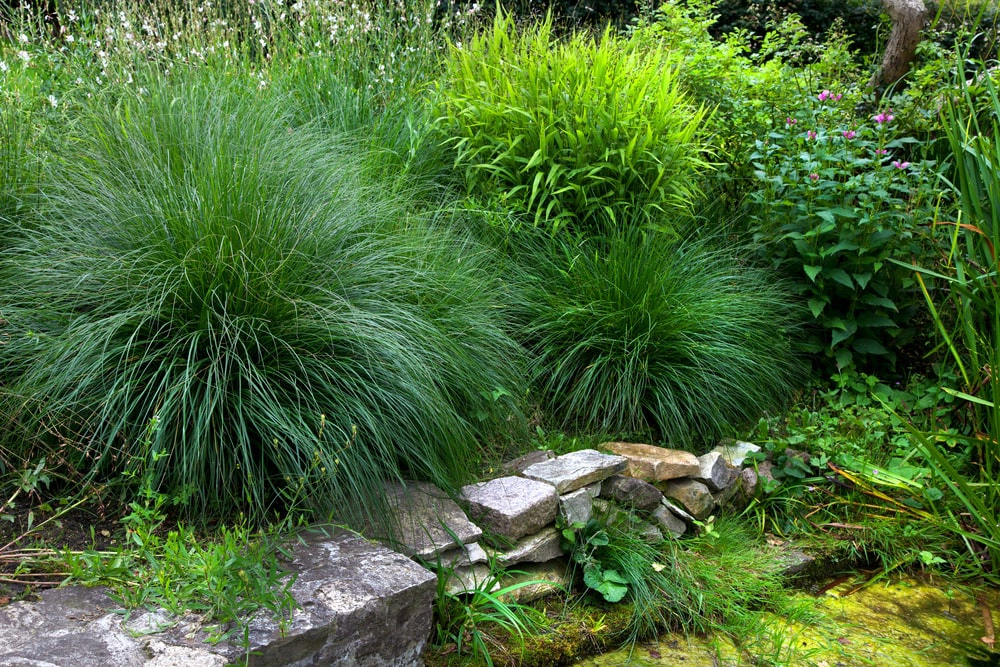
[62,486,298,649]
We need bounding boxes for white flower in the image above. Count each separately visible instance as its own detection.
[19,34,29,44]
[17,51,31,63]
[66,34,75,43]
[0,61,8,73]
[47,94,57,108]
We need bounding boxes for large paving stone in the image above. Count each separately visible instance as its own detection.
[384,481,482,559]
[600,442,700,482]
[501,449,555,475]
[0,587,145,667]
[0,531,438,667]
[521,449,627,493]
[462,476,559,541]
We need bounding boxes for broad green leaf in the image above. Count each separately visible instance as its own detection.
[803,265,823,282]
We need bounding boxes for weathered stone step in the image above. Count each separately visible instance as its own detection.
[0,530,436,667]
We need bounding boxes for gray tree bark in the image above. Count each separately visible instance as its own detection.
[869,0,928,91]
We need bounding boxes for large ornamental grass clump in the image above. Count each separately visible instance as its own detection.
[0,73,525,523]
[437,10,708,234]
[519,228,803,447]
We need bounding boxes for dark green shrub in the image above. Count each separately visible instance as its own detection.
[0,72,526,523]
[748,90,939,373]
[517,228,802,447]
[436,10,708,235]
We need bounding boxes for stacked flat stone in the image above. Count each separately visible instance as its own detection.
[386,441,761,594]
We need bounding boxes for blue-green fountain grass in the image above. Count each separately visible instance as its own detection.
[0,69,526,525]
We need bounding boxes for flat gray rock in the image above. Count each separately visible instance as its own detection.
[601,442,700,482]
[559,487,595,525]
[462,476,559,541]
[712,440,761,468]
[500,559,572,604]
[695,451,737,493]
[494,527,564,567]
[0,531,437,667]
[658,479,716,520]
[521,449,627,493]
[652,505,686,537]
[384,481,482,559]
[434,541,489,569]
[600,475,664,511]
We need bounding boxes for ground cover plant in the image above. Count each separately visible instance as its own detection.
[2,0,1000,665]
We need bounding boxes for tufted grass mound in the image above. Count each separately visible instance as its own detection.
[518,228,803,447]
[0,72,525,524]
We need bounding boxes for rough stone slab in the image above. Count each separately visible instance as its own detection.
[695,452,737,493]
[636,520,664,543]
[661,498,696,524]
[521,449,627,493]
[652,505,686,538]
[775,549,815,577]
[658,479,716,520]
[600,475,664,511]
[495,527,564,567]
[0,587,146,667]
[712,440,761,468]
[712,479,741,508]
[559,487,595,525]
[462,476,559,541]
[739,467,760,500]
[0,531,437,667]
[501,449,555,475]
[384,481,482,559]
[435,541,489,569]
[601,442,700,482]
[500,559,572,604]
[442,563,500,596]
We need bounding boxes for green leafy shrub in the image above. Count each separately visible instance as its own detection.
[749,90,939,373]
[436,10,708,234]
[0,72,525,524]
[517,228,802,447]
[629,0,862,207]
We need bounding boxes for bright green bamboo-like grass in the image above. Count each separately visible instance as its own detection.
[437,10,709,235]
[0,72,525,524]
[518,228,803,447]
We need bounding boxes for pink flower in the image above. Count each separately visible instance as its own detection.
[818,90,842,102]
[875,148,888,156]
[842,130,856,139]
[786,117,797,126]
[892,160,911,169]
[874,111,895,124]
[809,173,820,182]
[807,130,817,140]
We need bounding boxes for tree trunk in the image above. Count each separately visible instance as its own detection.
[869,0,928,92]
